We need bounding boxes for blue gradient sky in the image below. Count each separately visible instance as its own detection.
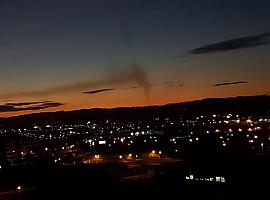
[0,0,270,117]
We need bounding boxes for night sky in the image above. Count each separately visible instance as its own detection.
[0,0,270,117]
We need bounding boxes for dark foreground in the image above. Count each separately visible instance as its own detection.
[1,155,270,200]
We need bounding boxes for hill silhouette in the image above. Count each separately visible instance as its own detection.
[1,95,270,128]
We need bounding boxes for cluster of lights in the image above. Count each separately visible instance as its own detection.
[185,174,226,183]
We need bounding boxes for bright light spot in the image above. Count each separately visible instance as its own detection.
[248,128,253,132]
[158,151,162,155]
[189,138,193,142]
[249,140,254,143]
[152,150,156,154]
[119,155,123,159]
[17,186,21,190]
[238,128,243,132]
[45,147,48,151]
[195,137,199,141]
[222,143,226,147]
[247,119,252,123]
[99,140,106,145]
[254,135,258,139]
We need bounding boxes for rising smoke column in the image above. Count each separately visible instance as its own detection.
[0,64,152,105]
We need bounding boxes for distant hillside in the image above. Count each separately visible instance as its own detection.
[0,95,270,128]
[179,95,270,114]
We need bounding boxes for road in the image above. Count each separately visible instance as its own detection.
[0,187,36,200]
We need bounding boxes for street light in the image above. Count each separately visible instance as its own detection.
[17,185,21,197]
[261,143,264,153]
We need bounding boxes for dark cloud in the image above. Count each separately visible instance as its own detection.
[83,88,115,94]
[163,81,184,88]
[176,83,184,87]
[190,33,270,54]
[119,86,138,90]
[5,101,49,106]
[213,81,248,87]
[0,101,64,113]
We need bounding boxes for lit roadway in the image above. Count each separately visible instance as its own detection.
[0,186,36,200]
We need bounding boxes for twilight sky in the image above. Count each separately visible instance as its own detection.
[0,0,270,117]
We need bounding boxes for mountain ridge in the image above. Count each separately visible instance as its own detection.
[0,95,270,128]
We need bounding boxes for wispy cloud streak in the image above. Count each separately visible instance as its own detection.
[0,101,64,113]
[213,81,248,87]
[190,33,270,54]
[83,88,115,94]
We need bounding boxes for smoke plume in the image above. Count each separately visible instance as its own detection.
[0,64,152,104]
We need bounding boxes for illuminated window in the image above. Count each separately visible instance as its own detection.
[221,177,226,182]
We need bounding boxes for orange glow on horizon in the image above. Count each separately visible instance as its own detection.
[1,85,268,118]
